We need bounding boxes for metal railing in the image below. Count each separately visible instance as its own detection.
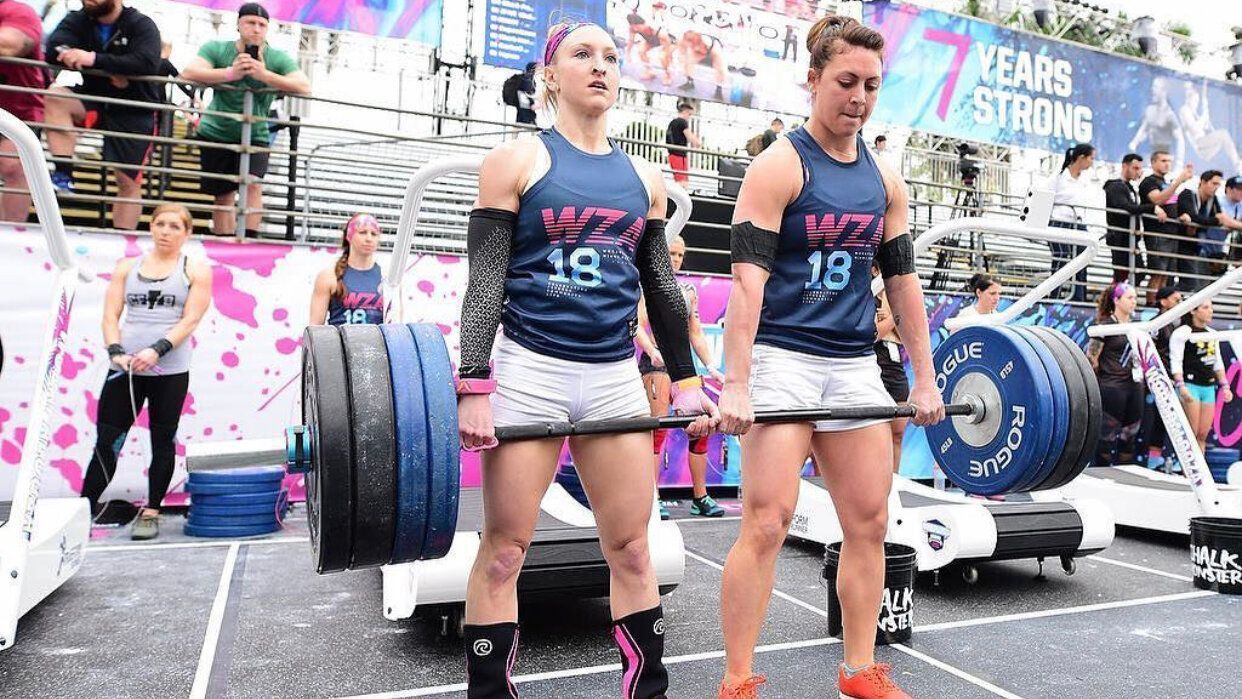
[2,57,1240,317]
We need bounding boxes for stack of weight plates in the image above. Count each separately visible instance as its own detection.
[186,466,287,537]
[1205,448,1240,484]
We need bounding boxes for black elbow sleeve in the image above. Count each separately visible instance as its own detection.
[730,221,779,270]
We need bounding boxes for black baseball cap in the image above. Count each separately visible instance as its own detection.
[237,2,270,20]
[1155,285,1180,301]
[1227,175,1242,189]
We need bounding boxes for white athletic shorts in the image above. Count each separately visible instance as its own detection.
[491,335,650,428]
[749,343,895,432]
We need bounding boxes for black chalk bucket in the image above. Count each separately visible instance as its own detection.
[1190,517,1242,595]
[824,542,917,645]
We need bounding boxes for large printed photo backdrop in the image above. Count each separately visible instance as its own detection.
[864,1,1242,173]
[5,228,1242,501]
[483,0,830,113]
[179,0,444,44]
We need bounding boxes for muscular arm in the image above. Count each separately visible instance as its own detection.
[102,258,133,346]
[875,294,897,339]
[722,145,794,388]
[878,170,933,391]
[686,290,718,371]
[308,269,334,326]
[257,67,311,95]
[0,27,36,58]
[634,166,694,380]
[633,294,661,361]
[457,141,530,378]
[1086,338,1103,372]
[163,260,213,348]
[180,55,235,85]
[1169,325,1190,381]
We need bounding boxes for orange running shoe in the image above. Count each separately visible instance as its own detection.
[718,674,767,698]
[837,663,912,699]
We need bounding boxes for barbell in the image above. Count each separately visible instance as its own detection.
[283,321,1100,573]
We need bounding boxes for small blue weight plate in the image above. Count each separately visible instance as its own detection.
[925,325,1055,495]
[186,481,281,496]
[192,500,286,517]
[188,466,286,485]
[408,323,460,560]
[184,521,281,538]
[190,490,282,507]
[380,323,428,565]
[188,512,280,527]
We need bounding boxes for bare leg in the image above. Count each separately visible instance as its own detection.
[570,432,661,617]
[814,425,893,668]
[889,417,908,474]
[0,140,31,222]
[720,422,811,684]
[212,191,236,236]
[44,88,85,160]
[244,180,264,232]
[112,171,141,230]
[688,449,709,499]
[464,439,563,623]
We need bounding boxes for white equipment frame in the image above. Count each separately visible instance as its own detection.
[0,109,92,651]
[1062,269,1242,532]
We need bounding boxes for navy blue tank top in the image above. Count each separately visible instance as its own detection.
[327,263,384,326]
[501,129,651,362]
[754,128,888,357]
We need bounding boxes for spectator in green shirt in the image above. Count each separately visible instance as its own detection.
[181,3,309,237]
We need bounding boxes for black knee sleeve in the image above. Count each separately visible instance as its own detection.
[465,622,519,698]
[612,605,668,699]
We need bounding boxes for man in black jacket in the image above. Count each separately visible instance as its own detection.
[44,0,161,230]
[1176,170,1226,290]
[1103,153,1161,283]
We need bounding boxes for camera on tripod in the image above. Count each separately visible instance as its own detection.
[956,142,981,185]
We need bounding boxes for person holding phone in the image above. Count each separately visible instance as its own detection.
[180,3,309,238]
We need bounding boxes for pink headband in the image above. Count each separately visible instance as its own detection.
[1112,283,1132,301]
[543,22,592,65]
[346,214,379,241]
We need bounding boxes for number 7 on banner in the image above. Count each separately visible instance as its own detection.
[921,28,972,121]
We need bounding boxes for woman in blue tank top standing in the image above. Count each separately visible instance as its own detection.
[714,17,945,699]
[454,21,717,699]
[82,204,213,540]
[310,213,385,326]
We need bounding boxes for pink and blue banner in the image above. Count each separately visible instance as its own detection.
[864,1,1242,174]
[178,0,444,45]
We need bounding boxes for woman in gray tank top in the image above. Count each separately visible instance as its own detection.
[82,204,213,540]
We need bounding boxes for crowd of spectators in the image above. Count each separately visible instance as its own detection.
[0,0,309,234]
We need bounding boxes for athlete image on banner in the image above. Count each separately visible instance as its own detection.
[608,0,831,111]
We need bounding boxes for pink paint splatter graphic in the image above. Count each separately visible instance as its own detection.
[210,266,259,328]
[272,308,288,321]
[275,337,300,355]
[222,351,240,368]
[202,239,291,277]
[50,458,83,493]
[52,424,77,450]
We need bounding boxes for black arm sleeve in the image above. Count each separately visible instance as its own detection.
[730,221,779,271]
[636,220,696,382]
[877,234,915,278]
[457,208,515,379]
